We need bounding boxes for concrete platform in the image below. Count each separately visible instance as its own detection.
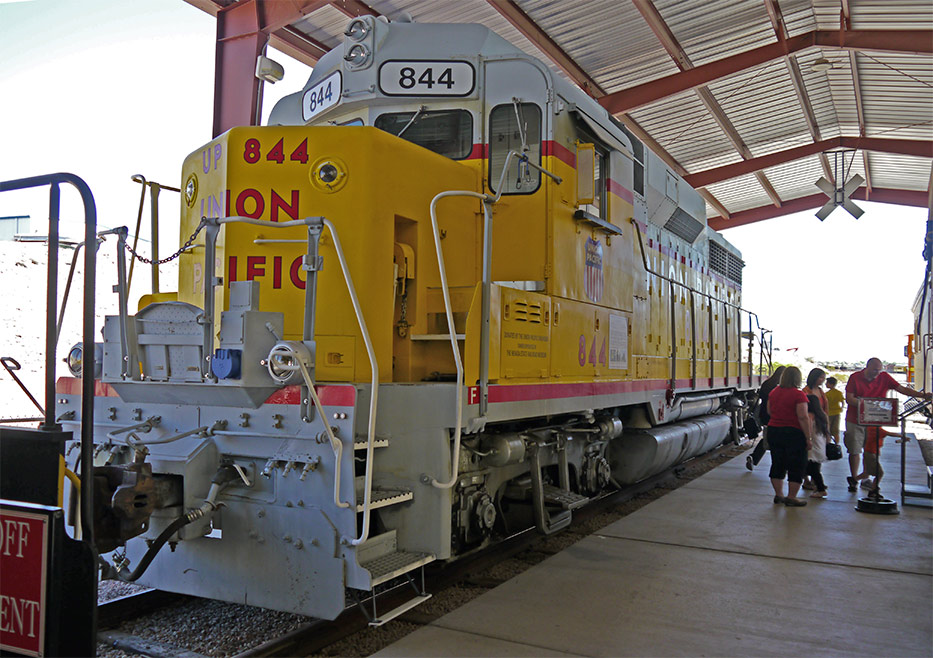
[375,438,933,657]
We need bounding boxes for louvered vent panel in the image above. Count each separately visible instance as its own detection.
[728,253,744,285]
[709,241,729,278]
[664,208,704,244]
[513,301,544,323]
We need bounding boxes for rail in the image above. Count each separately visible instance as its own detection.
[631,219,770,390]
[129,174,180,296]
[426,150,562,490]
[0,173,98,551]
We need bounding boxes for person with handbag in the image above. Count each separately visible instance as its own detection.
[805,394,830,498]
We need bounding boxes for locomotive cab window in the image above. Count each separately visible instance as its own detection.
[374,109,473,160]
[488,102,542,195]
[582,145,608,219]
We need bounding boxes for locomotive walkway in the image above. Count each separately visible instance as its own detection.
[375,434,933,657]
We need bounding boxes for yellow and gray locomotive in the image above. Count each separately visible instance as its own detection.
[55,17,766,621]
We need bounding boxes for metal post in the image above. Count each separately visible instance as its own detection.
[669,279,676,391]
[480,202,493,416]
[114,228,131,379]
[42,184,60,431]
[202,221,221,380]
[689,291,697,389]
[724,304,730,387]
[303,221,324,342]
[149,183,161,294]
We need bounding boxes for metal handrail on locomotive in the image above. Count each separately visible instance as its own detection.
[54,16,770,622]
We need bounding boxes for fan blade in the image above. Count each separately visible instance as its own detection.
[815,201,835,221]
[815,176,835,196]
[842,198,865,219]
[843,173,865,196]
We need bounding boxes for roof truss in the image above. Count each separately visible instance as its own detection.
[188,0,933,226]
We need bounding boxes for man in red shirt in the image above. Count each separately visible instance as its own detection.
[844,357,931,491]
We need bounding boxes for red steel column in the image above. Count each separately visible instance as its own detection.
[213,0,266,137]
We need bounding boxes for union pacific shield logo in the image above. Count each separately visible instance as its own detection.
[584,237,603,302]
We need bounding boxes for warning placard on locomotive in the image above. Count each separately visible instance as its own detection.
[0,506,49,657]
[500,288,550,379]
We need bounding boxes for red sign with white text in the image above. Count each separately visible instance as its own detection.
[0,510,48,657]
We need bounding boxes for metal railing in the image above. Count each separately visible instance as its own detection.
[0,173,98,550]
[632,219,771,390]
[426,150,562,490]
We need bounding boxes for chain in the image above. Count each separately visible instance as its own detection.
[123,222,206,266]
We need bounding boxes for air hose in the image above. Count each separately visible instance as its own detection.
[102,466,237,582]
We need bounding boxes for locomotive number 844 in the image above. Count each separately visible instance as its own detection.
[55,15,768,623]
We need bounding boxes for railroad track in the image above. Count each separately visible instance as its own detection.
[96,441,746,658]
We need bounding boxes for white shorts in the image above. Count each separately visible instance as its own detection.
[844,421,866,455]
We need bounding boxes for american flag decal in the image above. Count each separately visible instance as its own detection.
[584,237,603,302]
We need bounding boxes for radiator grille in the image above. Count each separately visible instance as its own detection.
[709,241,744,285]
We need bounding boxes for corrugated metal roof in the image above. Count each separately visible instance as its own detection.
[187,0,933,224]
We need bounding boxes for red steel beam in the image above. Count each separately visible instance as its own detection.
[269,26,330,67]
[709,187,930,231]
[685,137,933,189]
[599,29,933,116]
[486,0,606,96]
[633,0,782,206]
[330,0,380,18]
[213,0,347,136]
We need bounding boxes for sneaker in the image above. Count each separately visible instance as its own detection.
[802,481,816,490]
[784,497,808,507]
[746,455,754,471]
[860,479,876,491]
[773,495,784,504]
[810,490,828,498]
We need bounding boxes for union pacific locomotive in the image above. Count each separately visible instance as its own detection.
[50,16,768,622]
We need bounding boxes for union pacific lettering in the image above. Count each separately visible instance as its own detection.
[228,255,306,290]
[225,188,301,221]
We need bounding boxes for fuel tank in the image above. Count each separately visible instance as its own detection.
[608,414,731,485]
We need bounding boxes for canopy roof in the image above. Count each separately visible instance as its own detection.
[186,0,933,228]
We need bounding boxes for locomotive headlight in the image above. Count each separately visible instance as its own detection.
[184,174,198,207]
[345,18,369,41]
[66,345,83,377]
[344,44,370,68]
[310,157,348,193]
[318,163,339,183]
[65,342,103,378]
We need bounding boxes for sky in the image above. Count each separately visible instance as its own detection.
[0,0,928,366]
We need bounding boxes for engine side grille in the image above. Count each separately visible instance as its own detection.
[709,241,744,286]
[664,208,704,244]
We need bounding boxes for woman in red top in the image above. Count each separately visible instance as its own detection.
[803,367,828,414]
[767,366,812,506]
